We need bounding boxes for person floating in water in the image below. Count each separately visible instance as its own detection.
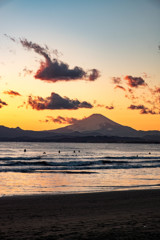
[58,150,61,154]
[24,149,26,152]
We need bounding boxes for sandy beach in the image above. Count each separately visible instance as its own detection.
[0,190,160,239]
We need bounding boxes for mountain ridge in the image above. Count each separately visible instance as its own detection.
[52,113,138,137]
[0,114,160,142]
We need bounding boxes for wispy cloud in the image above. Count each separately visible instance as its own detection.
[22,67,33,76]
[0,99,8,108]
[151,86,160,94]
[40,116,79,124]
[111,77,122,84]
[128,104,157,114]
[105,105,114,110]
[27,92,93,110]
[96,104,105,108]
[114,85,126,91]
[113,74,160,114]
[4,34,16,42]
[3,90,21,96]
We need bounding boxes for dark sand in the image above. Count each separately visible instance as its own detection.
[0,190,160,240]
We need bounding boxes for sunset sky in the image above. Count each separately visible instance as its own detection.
[0,0,160,131]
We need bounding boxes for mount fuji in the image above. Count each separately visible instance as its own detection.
[0,114,160,142]
[52,114,138,137]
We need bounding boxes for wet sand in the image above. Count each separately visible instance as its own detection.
[0,189,160,239]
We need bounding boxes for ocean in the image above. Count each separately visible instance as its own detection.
[0,142,160,196]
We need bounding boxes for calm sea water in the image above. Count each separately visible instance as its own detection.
[0,142,160,196]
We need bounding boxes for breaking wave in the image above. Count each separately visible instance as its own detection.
[0,154,160,173]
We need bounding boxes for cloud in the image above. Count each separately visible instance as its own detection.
[112,75,147,89]
[35,59,100,83]
[128,104,146,110]
[112,74,160,114]
[142,72,151,79]
[4,34,16,42]
[152,86,160,94]
[114,85,126,91]
[23,67,33,76]
[105,105,114,110]
[95,103,114,109]
[112,76,126,91]
[19,38,100,82]
[112,77,122,84]
[128,104,157,114]
[27,92,93,110]
[124,75,147,88]
[3,90,21,96]
[88,69,100,81]
[20,38,51,64]
[124,88,138,101]
[96,104,105,108]
[17,101,26,109]
[35,60,86,82]
[41,116,79,124]
[0,99,8,108]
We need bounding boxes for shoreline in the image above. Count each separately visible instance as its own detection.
[1,187,160,198]
[0,139,160,143]
[0,189,160,239]
[1,186,160,199]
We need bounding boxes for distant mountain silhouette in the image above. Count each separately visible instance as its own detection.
[0,125,57,141]
[0,114,160,142]
[52,113,138,137]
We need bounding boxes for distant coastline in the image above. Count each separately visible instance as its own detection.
[1,114,160,143]
[0,135,160,143]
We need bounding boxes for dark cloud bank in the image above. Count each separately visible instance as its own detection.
[124,75,147,88]
[19,38,100,82]
[28,92,93,110]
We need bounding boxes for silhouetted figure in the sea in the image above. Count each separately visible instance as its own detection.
[149,152,151,155]
[43,152,46,154]
[24,149,26,152]
[73,150,75,153]
[58,150,61,154]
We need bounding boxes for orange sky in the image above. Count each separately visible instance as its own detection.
[0,0,160,131]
